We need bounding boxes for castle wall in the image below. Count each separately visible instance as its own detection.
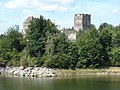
[23,16,34,37]
[74,14,91,32]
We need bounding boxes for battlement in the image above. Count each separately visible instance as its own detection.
[74,13,91,32]
[75,13,90,16]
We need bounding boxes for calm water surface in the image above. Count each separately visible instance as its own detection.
[0,75,120,90]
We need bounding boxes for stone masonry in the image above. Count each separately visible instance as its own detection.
[23,16,34,37]
[74,14,91,32]
[23,13,91,40]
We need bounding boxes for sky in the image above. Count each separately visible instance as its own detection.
[0,0,120,34]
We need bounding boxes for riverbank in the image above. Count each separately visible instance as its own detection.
[0,66,56,77]
[56,67,120,77]
[0,67,120,78]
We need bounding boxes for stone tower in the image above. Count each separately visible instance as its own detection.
[23,16,34,37]
[74,14,91,32]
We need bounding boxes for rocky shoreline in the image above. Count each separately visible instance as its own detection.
[0,66,56,78]
[1,67,120,78]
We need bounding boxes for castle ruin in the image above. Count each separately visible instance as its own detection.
[74,14,91,32]
[63,13,91,41]
[23,16,34,37]
[23,13,91,40]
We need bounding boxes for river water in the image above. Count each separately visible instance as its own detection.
[0,75,120,90]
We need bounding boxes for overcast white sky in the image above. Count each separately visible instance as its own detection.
[0,0,120,34]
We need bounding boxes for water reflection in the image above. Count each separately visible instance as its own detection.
[0,75,120,90]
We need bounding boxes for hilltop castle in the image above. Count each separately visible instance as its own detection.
[62,13,91,41]
[23,13,91,40]
[74,14,91,32]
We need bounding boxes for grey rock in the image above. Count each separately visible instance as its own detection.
[0,66,56,78]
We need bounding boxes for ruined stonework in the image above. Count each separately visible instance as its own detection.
[23,16,34,37]
[23,13,91,41]
[62,13,91,41]
[74,14,91,32]
[62,28,76,41]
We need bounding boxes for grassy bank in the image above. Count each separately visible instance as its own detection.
[56,67,120,77]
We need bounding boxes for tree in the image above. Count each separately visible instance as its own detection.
[99,29,112,49]
[0,25,24,66]
[112,28,120,47]
[26,16,59,58]
[76,29,110,68]
[26,15,60,67]
[6,25,24,51]
[110,47,120,66]
[44,33,76,69]
[110,26,120,66]
[98,23,113,31]
[26,16,45,57]
[90,24,96,30]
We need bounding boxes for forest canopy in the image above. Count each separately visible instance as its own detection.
[0,15,120,69]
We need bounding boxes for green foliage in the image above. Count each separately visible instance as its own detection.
[25,15,77,69]
[98,23,113,31]
[0,25,25,66]
[0,17,120,69]
[110,47,120,66]
[110,26,120,66]
[99,29,112,49]
[26,16,58,57]
[6,25,24,51]
[44,33,76,69]
[90,24,96,30]
[76,29,110,68]
[112,29,120,47]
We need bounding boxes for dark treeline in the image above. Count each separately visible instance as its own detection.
[0,15,120,69]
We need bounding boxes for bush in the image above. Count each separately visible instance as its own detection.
[110,47,120,66]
